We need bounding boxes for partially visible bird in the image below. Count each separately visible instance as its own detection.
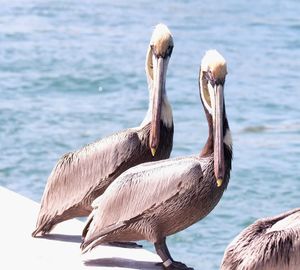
[32,23,174,237]
[221,208,300,270]
[81,50,232,270]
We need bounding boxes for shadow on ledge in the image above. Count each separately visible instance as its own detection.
[39,233,82,243]
[84,257,161,269]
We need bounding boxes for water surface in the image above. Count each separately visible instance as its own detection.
[1,1,300,269]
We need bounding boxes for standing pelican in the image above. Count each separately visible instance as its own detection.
[81,50,232,269]
[221,208,300,270]
[32,23,174,237]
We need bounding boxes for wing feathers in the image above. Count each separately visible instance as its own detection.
[82,157,202,246]
[34,129,142,235]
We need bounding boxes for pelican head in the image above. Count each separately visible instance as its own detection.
[146,24,173,156]
[200,50,227,187]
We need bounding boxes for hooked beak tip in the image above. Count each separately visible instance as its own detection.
[216,178,223,187]
[151,147,157,157]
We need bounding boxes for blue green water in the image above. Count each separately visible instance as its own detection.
[1,1,300,269]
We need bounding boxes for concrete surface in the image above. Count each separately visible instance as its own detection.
[0,186,161,269]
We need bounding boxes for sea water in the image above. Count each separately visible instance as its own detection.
[1,1,300,269]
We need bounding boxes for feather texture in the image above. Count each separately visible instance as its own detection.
[81,148,232,253]
[32,122,173,236]
[221,208,300,270]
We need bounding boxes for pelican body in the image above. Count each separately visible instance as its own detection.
[221,208,300,270]
[32,24,174,237]
[81,50,232,269]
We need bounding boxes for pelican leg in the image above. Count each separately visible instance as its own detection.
[154,238,193,270]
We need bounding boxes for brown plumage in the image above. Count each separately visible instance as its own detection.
[32,23,174,237]
[221,208,300,270]
[81,50,232,270]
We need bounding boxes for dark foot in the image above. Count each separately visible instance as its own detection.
[171,261,193,270]
[154,238,193,269]
[156,261,193,270]
[108,241,143,248]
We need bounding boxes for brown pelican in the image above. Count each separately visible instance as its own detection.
[221,208,300,270]
[32,23,174,237]
[80,50,232,269]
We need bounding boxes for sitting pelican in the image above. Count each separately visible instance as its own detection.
[81,50,232,269]
[32,23,174,237]
[221,208,300,270]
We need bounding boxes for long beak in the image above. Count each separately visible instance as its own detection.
[149,56,166,156]
[214,84,225,187]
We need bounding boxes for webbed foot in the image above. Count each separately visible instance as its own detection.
[154,238,193,270]
[156,261,193,269]
[169,261,194,269]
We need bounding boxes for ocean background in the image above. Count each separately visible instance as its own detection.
[1,0,300,269]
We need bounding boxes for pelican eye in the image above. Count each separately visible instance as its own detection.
[205,70,216,87]
[150,44,172,59]
[150,44,159,58]
[215,78,225,86]
[166,45,173,57]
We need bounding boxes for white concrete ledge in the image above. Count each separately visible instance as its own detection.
[1,186,161,269]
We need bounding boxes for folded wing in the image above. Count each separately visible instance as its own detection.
[82,156,203,248]
[33,129,143,235]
